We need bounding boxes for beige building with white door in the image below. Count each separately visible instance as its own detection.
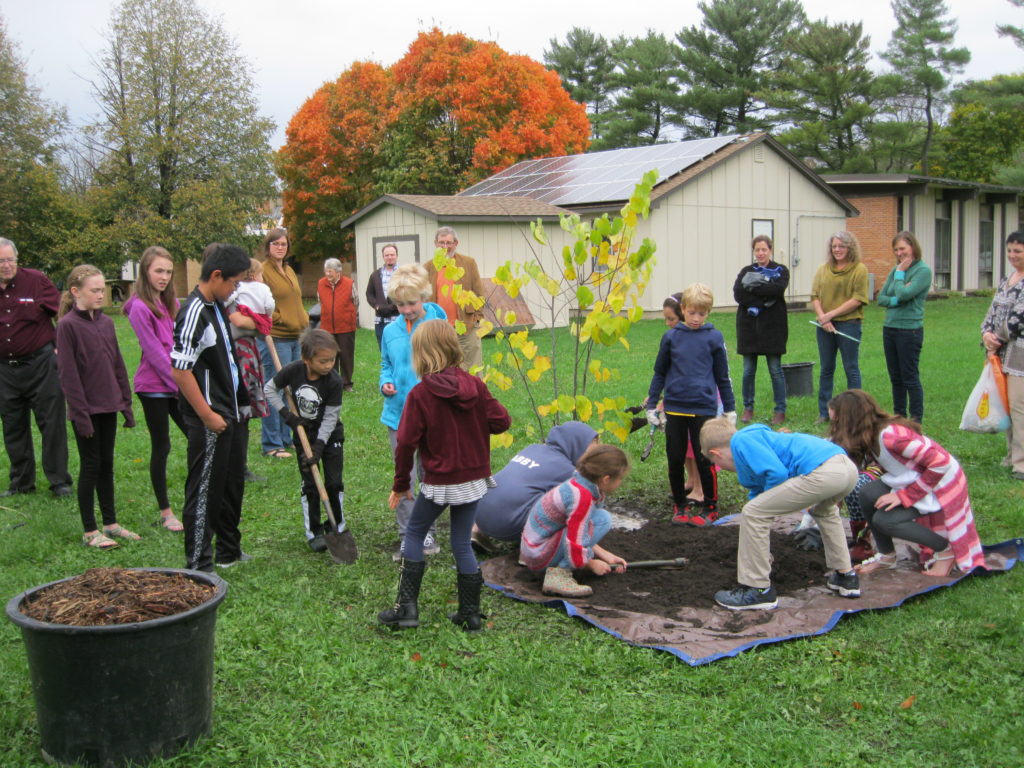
[341,134,858,328]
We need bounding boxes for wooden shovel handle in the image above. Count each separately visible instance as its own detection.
[284,388,331,509]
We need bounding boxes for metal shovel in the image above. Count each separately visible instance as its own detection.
[610,557,688,571]
[641,424,657,462]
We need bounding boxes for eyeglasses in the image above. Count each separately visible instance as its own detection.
[0,258,16,264]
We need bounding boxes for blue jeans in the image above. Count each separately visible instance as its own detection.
[816,321,862,418]
[883,326,924,422]
[404,494,478,573]
[742,354,787,414]
[258,337,301,453]
[552,506,612,569]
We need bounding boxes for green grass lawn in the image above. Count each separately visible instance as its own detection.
[2,296,1022,767]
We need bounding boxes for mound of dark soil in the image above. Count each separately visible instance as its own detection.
[20,568,216,626]
[511,520,827,612]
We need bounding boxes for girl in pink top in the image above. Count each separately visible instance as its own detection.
[828,390,985,577]
[123,246,185,532]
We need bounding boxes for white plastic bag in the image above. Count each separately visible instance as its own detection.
[960,357,1011,433]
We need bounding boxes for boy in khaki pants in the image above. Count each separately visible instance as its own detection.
[700,418,862,610]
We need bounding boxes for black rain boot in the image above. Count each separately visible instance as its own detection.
[449,571,484,632]
[378,558,425,629]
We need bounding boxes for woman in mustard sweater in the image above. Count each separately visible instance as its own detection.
[811,231,870,423]
[258,228,309,458]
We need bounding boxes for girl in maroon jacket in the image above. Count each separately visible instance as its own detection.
[379,319,511,632]
[56,265,137,549]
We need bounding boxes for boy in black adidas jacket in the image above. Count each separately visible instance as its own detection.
[172,243,252,572]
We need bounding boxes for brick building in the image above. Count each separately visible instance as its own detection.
[823,175,1022,295]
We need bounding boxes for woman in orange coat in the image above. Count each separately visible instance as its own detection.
[318,258,358,391]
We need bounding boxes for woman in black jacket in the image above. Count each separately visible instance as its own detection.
[734,235,789,424]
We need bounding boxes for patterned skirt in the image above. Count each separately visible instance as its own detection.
[235,337,269,418]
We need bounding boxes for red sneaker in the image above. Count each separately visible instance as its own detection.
[671,504,691,525]
[687,502,718,527]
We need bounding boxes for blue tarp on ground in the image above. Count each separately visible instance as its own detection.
[481,514,1023,666]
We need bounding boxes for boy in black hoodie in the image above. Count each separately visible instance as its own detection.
[645,282,736,527]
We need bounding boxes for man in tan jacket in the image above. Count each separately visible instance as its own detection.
[426,226,484,372]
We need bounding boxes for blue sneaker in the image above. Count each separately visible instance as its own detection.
[715,584,778,611]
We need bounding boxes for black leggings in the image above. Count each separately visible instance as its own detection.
[74,412,118,531]
[858,479,949,555]
[665,413,717,505]
[139,395,187,510]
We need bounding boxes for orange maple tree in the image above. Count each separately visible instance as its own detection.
[277,29,590,260]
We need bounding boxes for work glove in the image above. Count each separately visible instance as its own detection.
[741,271,768,289]
[792,526,823,551]
[724,411,737,427]
[646,409,666,429]
[280,409,309,431]
[301,439,325,468]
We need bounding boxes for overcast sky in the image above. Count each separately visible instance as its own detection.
[4,0,1022,150]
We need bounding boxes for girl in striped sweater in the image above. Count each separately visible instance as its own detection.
[521,444,630,598]
[828,390,985,577]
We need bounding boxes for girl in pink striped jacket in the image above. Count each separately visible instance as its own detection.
[828,390,985,577]
[520,444,630,598]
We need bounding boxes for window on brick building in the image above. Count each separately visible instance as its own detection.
[934,200,952,289]
[979,203,994,289]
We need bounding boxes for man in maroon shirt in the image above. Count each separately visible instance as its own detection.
[0,238,73,497]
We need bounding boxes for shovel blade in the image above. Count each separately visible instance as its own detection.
[326,529,359,564]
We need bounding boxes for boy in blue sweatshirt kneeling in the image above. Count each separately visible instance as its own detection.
[699,417,862,610]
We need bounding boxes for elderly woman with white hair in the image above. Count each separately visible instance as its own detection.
[317,257,359,391]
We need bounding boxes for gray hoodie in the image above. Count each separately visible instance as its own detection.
[474,421,598,541]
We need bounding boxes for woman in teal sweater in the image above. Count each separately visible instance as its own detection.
[876,231,932,423]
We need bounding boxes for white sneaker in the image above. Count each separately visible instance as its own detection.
[423,533,440,556]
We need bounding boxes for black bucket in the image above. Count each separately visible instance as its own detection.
[782,361,815,397]
[6,568,228,767]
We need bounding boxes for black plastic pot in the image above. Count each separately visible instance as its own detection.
[782,361,815,397]
[6,568,228,767]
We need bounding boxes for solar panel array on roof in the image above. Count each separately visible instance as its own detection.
[460,135,740,206]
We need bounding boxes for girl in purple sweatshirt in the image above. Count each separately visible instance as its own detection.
[123,246,185,532]
[56,265,136,549]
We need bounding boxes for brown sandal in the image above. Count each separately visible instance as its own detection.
[922,548,957,578]
[158,513,184,532]
[855,552,897,574]
[83,531,119,549]
[103,524,141,541]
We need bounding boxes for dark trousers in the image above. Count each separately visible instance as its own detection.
[858,479,948,554]
[405,494,478,573]
[139,395,187,510]
[816,321,862,418]
[883,326,924,423]
[665,413,717,505]
[73,412,118,531]
[330,331,355,387]
[742,354,787,414]
[0,346,71,491]
[374,317,397,349]
[296,435,344,537]
[182,414,246,571]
